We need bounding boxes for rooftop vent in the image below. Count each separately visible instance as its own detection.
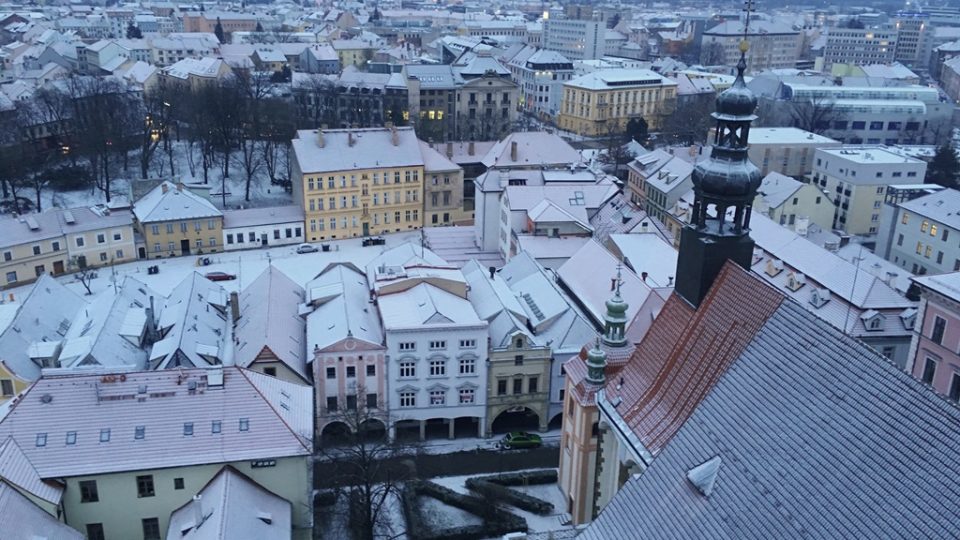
[764,259,783,277]
[687,456,722,497]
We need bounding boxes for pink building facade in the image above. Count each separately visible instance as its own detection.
[908,272,960,401]
[313,340,387,435]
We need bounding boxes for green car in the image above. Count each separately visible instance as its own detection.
[499,432,543,450]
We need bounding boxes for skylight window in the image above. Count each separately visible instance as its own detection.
[183,423,194,436]
[239,418,250,432]
[135,426,145,440]
[100,429,110,443]
[212,421,221,434]
[65,431,77,445]
[36,433,47,447]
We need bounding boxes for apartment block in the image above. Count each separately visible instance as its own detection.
[823,26,898,68]
[877,188,960,275]
[542,17,603,61]
[747,127,841,178]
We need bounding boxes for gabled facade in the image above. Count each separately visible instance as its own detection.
[132,181,223,259]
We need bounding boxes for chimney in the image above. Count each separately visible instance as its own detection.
[468,141,475,156]
[176,182,184,192]
[446,142,453,158]
[510,140,518,161]
[641,271,648,282]
[161,183,169,194]
[317,129,325,148]
[230,291,240,323]
[348,132,356,147]
[192,495,203,526]
[144,296,159,346]
[390,126,399,146]
[489,266,496,279]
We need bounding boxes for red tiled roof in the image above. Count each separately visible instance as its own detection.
[605,262,783,455]
[565,340,636,406]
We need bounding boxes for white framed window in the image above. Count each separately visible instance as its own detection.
[459,388,474,404]
[399,391,416,408]
[399,361,416,378]
[459,339,476,348]
[429,340,446,350]
[97,233,106,244]
[429,389,446,405]
[459,357,475,375]
[399,342,416,351]
[429,358,446,376]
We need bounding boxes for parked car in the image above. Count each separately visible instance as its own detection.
[498,432,542,450]
[204,271,236,282]
[362,236,386,247]
[296,243,319,254]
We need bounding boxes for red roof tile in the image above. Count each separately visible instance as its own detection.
[604,262,783,455]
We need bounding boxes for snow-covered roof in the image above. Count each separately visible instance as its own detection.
[0,367,311,479]
[306,263,383,352]
[506,183,618,228]
[150,272,229,370]
[755,172,804,210]
[291,127,424,174]
[419,141,459,172]
[566,68,676,91]
[912,271,960,303]
[133,181,222,223]
[363,243,448,285]
[0,436,62,505]
[162,57,227,80]
[748,127,839,146]
[481,132,580,169]
[0,274,87,382]
[167,466,291,540]
[0,481,81,539]
[608,233,678,288]
[377,282,483,329]
[235,267,307,382]
[899,188,960,230]
[223,205,304,229]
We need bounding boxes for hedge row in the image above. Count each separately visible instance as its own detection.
[401,480,527,540]
[465,478,554,515]
[482,469,559,487]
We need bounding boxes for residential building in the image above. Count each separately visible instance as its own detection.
[942,56,960,102]
[749,214,917,367]
[558,69,677,136]
[148,33,220,67]
[166,466,291,540]
[403,64,460,142]
[0,367,313,540]
[234,266,308,385]
[182,12,259,35]
[133,181,223,259]
[369,245,488,440]
[222,206,305,251]
[0,206,135,288]
[298,43,339,74]
[626,149,694,224]
[747,127,841,178]
[499,180,618,261]
[504,46,575,119]
[876,188,960,275]
[330,40,379,68]
[907,272,960,401]
[451,52,520,142]
[463,253,597,436]
[159,57,232,90]
[430,140,497,219]
[754,172,834,232]
[148,272,230,370]
[473,132,583,252]
[810,146,927,236]
[292,70,409,130]
[542,17,603,61]
[0,480,81,539]
[421,142,466,226]
[0,275,86,401]
[700,20,801,72]
[460,20,528,44]
[307,262,386,442]
[822,26,898,69]
[291,127,429,241]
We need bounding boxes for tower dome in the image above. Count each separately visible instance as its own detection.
[603,265,629,347]
[585,339,608,386]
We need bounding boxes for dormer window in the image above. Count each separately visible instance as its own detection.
[861,310,885,332]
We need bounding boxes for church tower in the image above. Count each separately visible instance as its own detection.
[674,38,762,307]
[602,265,629,347]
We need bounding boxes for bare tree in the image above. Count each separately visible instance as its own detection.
[318,389,419,540]
[232,71,276,201]
[700,41,727,66]
[293,73,338,129]
[139,80,180,179]
[787,95,846,136]
[660,96,714,147]
[68,256,96,295]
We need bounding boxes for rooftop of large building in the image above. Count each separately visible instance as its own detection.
[291,127,424,173]
[565,68,676,91]
[899,188,960,230]
[816,146,926,166]
[748,127,839,146]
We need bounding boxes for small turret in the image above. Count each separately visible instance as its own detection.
[585,338,607,386]
[602,264,629,347]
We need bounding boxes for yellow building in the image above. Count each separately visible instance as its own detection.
[558,68,677,136]
[0,207,136,289]
[291,127,428,241]
[330,39,377,68]
[132,181,224,258]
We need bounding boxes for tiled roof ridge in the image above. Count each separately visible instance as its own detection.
[236,368,311,452]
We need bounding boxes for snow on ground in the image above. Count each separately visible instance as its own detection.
[417,495,484,530]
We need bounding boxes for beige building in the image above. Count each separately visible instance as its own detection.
[1,207,136,288]
[811,146,927,236]
[0,367,313,540]
[700,20,801,72]
[747,127,841,178]
[292,127,437,241]
[132,181,224,258]
[330,39,378,68]
[421,141,467,226]
[558,68,677,136]
[754,172,835,232]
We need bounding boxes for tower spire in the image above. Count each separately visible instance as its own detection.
[602,263,629,347]
[585,338,607,386]
[674,1,762,307]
